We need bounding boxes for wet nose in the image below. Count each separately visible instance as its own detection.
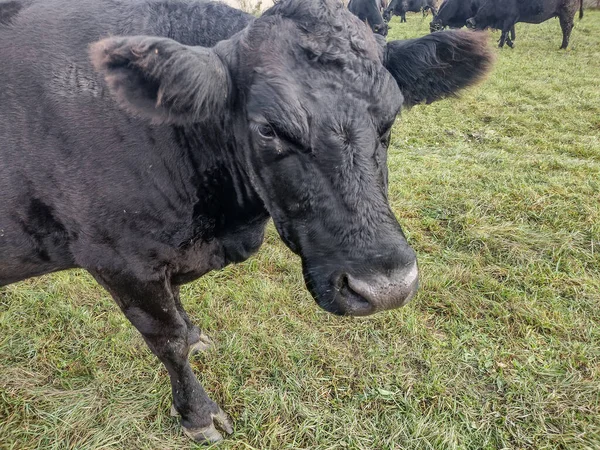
[466,18,476,28]
[338,261,419,316]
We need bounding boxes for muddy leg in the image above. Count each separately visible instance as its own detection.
[91,270,231,443]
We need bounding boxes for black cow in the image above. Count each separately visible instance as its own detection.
[466,0,583,49]
[0,0,492,443]
[348,0,389,35]
[383,0,438,23]
[430,0,516,47]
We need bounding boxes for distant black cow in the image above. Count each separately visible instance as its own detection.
[384,0,438,23]
[349,0,389,35]
[0,0,493,443]
[466,0,583,48]
[430,0,516,46]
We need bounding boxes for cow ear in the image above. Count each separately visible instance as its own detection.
[383,30,494,108]
[90,36,231,124]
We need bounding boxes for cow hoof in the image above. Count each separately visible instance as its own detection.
[188,331,213,356]
[174,405,234,443]
[183,424,224,443]
[212,407,234,435]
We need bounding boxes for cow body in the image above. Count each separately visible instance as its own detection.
[383,0,438,23]
[0,0,256,287]
[0,0,492,443]
[430,0,515,46]
[466,0,583,48]
[348,0,388,35]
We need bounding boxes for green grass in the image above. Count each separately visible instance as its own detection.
[2,12,600,450]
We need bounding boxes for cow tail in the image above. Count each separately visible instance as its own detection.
[579,0,584,19]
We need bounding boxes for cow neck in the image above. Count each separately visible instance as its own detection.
[171,123,268,240]
[436,0,458,22]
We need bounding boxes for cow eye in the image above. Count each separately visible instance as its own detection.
[258,124,276,139]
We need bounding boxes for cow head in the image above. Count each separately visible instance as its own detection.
[383,0,398,21]
[358,0,389,36]
[430,0,473,32]
[90,0,492,316]
[466,0,494,29]
[430,13,445,31]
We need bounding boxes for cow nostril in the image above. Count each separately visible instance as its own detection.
[338,273,372,311]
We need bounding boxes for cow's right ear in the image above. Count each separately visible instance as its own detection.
[90,36,231,124]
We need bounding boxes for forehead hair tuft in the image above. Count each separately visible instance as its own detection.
[255,0,383,67]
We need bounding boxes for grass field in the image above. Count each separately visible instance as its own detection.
[1,11,600,450]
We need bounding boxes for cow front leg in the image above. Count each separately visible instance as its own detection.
[506,33,515,48]
[505,23,516,48]
[91,270,231,443]
[498,30,508,48]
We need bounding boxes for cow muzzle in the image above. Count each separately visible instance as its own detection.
[466,18,476,28]
[430,21,443,32]
[333,261,419,316]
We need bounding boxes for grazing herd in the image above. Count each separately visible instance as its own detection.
[383,0,439,23]
[351,0,583,49]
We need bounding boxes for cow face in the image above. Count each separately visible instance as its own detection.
[430,14,444,31]
[466,0,495,29]
[430,0,474,31]
[228,10,412,316]
[91,0,492,316]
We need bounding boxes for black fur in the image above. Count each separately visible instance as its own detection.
[0,0,492,442]
[91,36,232,124]
[384,30,493,106]
[0,0,24,26]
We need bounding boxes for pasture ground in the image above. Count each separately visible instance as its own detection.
[1,11,599,450]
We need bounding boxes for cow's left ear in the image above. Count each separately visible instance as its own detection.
[90,36,231,124]
[383,30,494,108]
